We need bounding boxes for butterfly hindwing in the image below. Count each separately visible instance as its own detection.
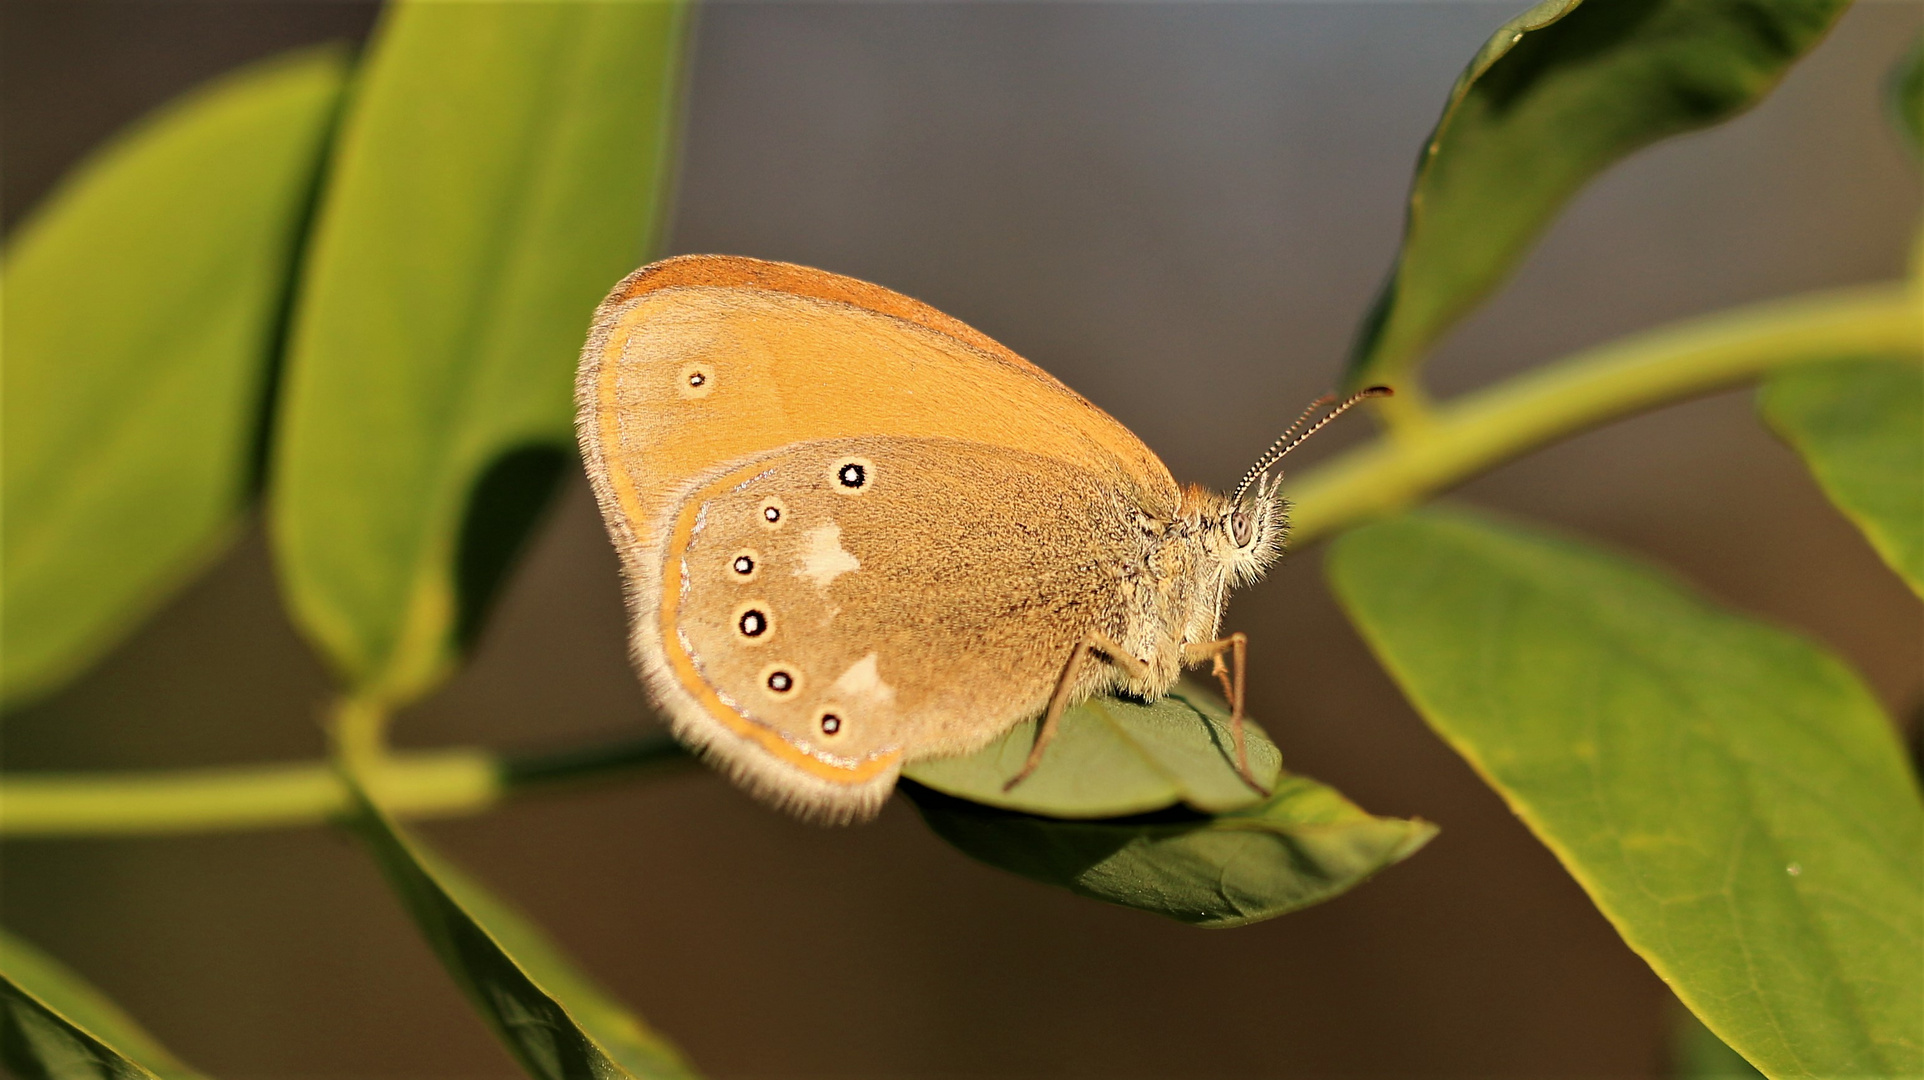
[657,437,1141,821]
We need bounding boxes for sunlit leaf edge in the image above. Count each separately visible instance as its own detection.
[0,926,202,1080]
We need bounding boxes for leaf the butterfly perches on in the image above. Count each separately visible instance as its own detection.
[577,255,1380,822]
[902,684,1435,927]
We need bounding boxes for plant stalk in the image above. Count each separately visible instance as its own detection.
[0,736,689,837]
[2,280,1915,837]
[1287,282,1921,546]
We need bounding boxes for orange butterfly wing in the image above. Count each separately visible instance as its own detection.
[576,255,1179,819]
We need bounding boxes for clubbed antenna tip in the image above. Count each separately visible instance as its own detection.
[1231,384,1395,502]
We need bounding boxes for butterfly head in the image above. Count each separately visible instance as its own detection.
[1178,385,1393,623]
[1187,473,1288,592]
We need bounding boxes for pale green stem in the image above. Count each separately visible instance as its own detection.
[0,736,688,837]
[2,282,1915,838]
[1288,282,1921,546]
[330,696,391,773]
[1,752,492,837]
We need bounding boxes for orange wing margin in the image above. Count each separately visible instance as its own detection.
[605,255,1027,374]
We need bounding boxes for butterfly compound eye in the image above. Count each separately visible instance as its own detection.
[1231,510,1253,547]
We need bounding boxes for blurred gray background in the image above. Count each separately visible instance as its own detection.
[3,1,1919,1076]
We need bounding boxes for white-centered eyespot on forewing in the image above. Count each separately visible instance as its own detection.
[831,652,895,705]
[798,522,860,588]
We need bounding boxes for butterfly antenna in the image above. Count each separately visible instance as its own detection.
[1231,386,1394,502]
[1229,394,1331,502]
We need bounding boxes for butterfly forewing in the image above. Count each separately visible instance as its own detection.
[580,259,1180,563]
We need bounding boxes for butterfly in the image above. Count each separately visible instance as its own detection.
[576,254,1386,823]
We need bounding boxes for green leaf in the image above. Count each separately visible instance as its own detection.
[1346,0,1849,392]
[1,48,348,708]
[1328,506,1923,1079]
[906,775,1434,929]
[1760,358,1924,597]
[903,682,1283,818]
[0,926,206,1080]
[346,784,697,1079]
[271,1,690,703]
[1891,32,1923,158]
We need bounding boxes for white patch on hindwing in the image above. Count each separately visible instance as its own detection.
[831,652,895,705]
[797,522,860,587]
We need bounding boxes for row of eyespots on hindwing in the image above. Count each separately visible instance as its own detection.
[712,455,877,741]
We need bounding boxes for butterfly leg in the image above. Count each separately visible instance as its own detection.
[1182,633,1267,795]
[1004,632,1150,792]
